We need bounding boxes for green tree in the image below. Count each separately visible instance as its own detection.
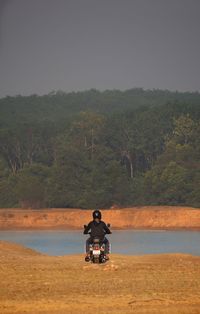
[15,164,49,208]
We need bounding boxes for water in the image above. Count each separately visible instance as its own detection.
[0,230,200,256]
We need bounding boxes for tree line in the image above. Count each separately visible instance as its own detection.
[0,88,200,208]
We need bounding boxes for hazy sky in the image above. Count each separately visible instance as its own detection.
[0,0,200,97]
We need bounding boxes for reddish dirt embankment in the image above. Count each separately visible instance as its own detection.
[0,206,200,230]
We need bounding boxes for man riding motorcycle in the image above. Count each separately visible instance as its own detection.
[84,209,111,262]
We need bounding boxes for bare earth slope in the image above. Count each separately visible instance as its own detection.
[0,206,200,230]
[0,241,200,314]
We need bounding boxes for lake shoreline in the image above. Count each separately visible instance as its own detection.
[0,206,200,230]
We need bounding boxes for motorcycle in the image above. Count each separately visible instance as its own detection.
[84,224,111,264]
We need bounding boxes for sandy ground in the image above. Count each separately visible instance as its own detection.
[0,241,200,314]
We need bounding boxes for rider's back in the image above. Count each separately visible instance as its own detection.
[84,220,110,240]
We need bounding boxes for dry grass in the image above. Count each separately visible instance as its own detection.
[0,241,200,314]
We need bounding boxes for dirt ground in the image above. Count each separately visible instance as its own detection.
[0,241,200,314]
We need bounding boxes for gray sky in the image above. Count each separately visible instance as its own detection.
[0,0,200,97]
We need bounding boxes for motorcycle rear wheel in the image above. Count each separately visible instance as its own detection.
[93,256,99,263]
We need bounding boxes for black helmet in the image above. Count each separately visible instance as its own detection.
[93,209,101,220]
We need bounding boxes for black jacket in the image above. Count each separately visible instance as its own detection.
[84,220,111,240]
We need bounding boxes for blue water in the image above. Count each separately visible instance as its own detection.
[0,230,200,256]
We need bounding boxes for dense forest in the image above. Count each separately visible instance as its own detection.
[1,88,200,209]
